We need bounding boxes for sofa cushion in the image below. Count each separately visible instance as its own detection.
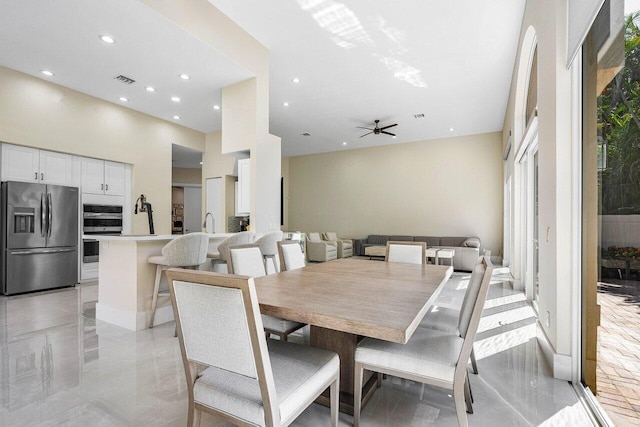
[440,237,466,247]
[414,236,441,247]
[462,237,481,248]
[307,233,322,242]
[368,235,390,245]
[389,235,414,242]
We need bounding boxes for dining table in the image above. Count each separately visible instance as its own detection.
[254,258,453,415]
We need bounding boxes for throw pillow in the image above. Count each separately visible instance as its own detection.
[463,237,481,248]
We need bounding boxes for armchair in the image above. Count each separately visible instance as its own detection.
[323,232,353,258]
[306,233,338,262]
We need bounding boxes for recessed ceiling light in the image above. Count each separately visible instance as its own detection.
[449,127,455,132]
[213,105,220,110]
[99,34,115,44]
[118,97,128,102]
[179,74,190,80]
[173,115,180,120]
[41,70,54,77]
[292,78,300,83]
[145,86,156,92]
[342,142,347,146]
[171,96,181,102]
[283,102,289,107]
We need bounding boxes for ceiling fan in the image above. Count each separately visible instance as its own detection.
[357,119,397,138]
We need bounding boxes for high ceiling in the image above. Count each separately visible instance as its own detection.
[0,0,526,158]
[210,0,526,156]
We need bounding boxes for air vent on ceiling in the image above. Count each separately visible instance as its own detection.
[301,132,311,136]
[114,75,136,84]
[413,113,425,119]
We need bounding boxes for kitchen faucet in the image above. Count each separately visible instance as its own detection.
[203,212,215,233]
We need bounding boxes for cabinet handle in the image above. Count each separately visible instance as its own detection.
[101,184,104,191]
[106,184,109,191]
[35,172,38,180]
[41,173,44,181]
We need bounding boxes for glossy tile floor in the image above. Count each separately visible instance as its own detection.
[0,271,594,426]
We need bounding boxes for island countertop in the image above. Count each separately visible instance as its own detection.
[84,233,236,241]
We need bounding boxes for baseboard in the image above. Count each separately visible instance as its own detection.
[96,302,174,331]
[536,321,573,380]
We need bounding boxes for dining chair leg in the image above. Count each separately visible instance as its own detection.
[353,362,364,427]
[464,375,474,414]
[149,264,163,328]
[454,381,469,427]
[330,375,339,427]
[192,407,201,427]
[470,348,479,375]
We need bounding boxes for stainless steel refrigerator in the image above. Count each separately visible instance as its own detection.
[1,181,78,295]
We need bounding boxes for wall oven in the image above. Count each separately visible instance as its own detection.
[82,204,122,263]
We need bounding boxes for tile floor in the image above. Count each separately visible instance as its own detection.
[597,280,640,426]
[0,272,594,426]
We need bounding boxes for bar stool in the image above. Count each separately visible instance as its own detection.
[255,231,283,273]
[207,231,255,272]
[148,232,209,329]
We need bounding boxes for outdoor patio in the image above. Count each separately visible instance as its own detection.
[597,279,640,426]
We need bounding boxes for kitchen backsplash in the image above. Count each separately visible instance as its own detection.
[227,216,249,232]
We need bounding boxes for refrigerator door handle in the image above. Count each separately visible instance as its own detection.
[41,192,46,237]
[48,193,53,238]
[10,248,76,255]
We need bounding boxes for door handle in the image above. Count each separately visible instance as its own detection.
[48,193,52,237]
[41,193,46,237]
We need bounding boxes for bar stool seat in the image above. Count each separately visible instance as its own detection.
[148,232,209,329]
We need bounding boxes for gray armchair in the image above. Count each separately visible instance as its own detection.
[306,233,337,262]
[323,232,353,258]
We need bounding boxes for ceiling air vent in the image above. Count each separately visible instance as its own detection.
[301,132,311,136]
[413,113,425,119]
[114,75,136,84]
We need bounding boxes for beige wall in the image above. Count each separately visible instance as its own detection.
[172,167,201,185]
[287,132,503,253]
[201,131,235,230]
[0,66,205,234]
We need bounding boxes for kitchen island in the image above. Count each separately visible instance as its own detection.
[89,233,235,331]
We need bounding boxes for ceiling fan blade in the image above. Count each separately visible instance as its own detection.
[381,131,396,136]
[356,126,374,130]
[380,123,398,130]
[359,132,373,138]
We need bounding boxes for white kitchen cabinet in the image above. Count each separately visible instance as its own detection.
[1,143,73,185]
[81,158,125,196]
[39,150,73,185]
[236,158,250,216]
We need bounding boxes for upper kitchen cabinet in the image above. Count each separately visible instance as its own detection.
[81,158,125,196]
[236,158,250,216]
[1,143,73,186]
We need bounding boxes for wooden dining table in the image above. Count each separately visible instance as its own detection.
[254,258,453,414]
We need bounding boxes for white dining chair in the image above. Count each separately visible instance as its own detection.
[147,232,209,329]
[166,268,340,427]
[227,244,306,341]
[255,230,284,273]
[386,241,426,264]
[353,258,493,427]
[277,240,306,271]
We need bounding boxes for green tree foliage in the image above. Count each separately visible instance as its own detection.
[599,11,640,214]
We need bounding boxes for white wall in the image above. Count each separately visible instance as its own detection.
[287,132,503,253]
[502,0,577,375]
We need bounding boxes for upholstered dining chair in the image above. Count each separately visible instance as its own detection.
[227,244,306,341]
[277,240,306,271]
[353,258,493,427]
[147,232,209,329]
[305,232,337,262]
[322,232,353,258]
[385,241,426,264]
[255,230,284,273]
[207,231,255,271]
[166,268,340,427]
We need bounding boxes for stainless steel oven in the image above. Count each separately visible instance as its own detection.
[82,204,122,263]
